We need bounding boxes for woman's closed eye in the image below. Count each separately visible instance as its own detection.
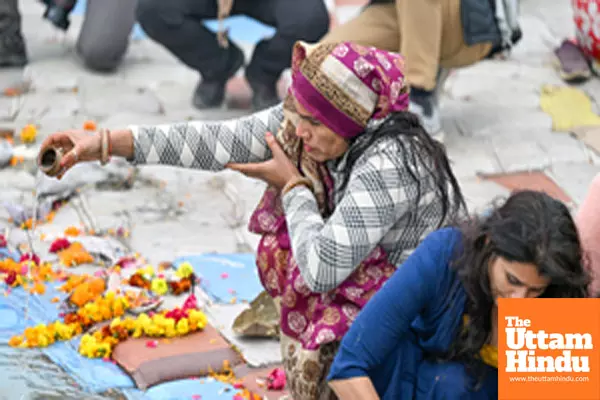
[300,115,322,126]
[506,272,522,286]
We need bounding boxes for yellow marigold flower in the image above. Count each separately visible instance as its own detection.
[38,335,49,348]
[176,318,190,336]
[19,124,37,144]
[189,310,208,329]
[132,325,143,338]
[105,291,116,302]
[165,326,177,338]
[142,265,155,277]
[175,262,194,279]
[150,278,168,296]
[95,343,112,358]
[110,317,121,329]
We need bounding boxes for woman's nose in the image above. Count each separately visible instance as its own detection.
[295,121,310,139]
[510,288,529,299]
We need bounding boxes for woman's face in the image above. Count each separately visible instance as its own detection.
[488,256,551,304]
[292,97,349,162]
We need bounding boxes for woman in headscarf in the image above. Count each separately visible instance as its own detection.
[39,41,465,399]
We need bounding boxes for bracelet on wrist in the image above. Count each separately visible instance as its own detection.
[100,129,112,165]
[282,177,314,196]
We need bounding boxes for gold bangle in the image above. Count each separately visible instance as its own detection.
[100,129,111,166]
[282,177,314,196]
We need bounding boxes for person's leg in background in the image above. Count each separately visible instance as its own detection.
[0,0,27,67]
[135,0,245,109]
[321,1,448,137]
[239,0,330,111]
[320,4,399,58]
[76,0,137,72]
[400,0,493,138]
[322,0,492,140]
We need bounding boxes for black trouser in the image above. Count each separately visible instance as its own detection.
[136,0,330,85]
[0,0,21,36]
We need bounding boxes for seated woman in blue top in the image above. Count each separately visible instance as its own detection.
[327,190,591,399]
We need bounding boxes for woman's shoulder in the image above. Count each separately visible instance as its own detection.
[355,135,427,169]
[413,227,463,280]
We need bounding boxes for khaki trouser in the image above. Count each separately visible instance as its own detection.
[321,0,492,91]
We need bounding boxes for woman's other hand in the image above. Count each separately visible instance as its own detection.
[38,130,101,179]
[226,132,302,189]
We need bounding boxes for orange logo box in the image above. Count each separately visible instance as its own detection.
[498,298,600,400]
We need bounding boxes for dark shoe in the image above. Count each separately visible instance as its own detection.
[249,81,279,111]
[245,61,280,111]
[554,40,592,84]
[409,87,442,141]
[192,46,245,109]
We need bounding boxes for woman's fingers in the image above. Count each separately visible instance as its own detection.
[265,132,286,160]
[226,162,267,179]
[56,144,84,179]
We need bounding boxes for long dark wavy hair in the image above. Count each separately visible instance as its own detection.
[444,190,591,385]
[335,111,466,226]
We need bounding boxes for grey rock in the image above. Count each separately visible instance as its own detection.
[205,303,282,367]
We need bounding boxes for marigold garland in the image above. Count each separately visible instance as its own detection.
[8,291,130,348]
[128,262,195,296]
[78,303,208,359]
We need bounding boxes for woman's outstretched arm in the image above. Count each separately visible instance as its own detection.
[113,104,284,170]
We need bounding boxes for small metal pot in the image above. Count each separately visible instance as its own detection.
[38,147,63,177]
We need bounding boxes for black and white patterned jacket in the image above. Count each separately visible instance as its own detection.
[130,105,448,293]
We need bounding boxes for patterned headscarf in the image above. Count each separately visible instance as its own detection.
[289,41,410,139]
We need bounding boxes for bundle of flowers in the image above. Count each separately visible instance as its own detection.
[127,262,195,296]
[59,274,106,308]
[8,291,130,348]
[55,241,94,267]
[79,294,207,359]
[1,256,65,294]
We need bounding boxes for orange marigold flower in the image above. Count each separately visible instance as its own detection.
[8,335,23,347]
[64,226,81,237]
[82,120,97,131]
[29,282,46,295]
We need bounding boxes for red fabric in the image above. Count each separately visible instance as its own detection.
[573,0,600,60]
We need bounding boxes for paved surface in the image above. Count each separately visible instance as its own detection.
[1,0,599,398]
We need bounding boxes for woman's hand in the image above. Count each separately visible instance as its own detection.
[38,130,102,179]
[226,132,302,189]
